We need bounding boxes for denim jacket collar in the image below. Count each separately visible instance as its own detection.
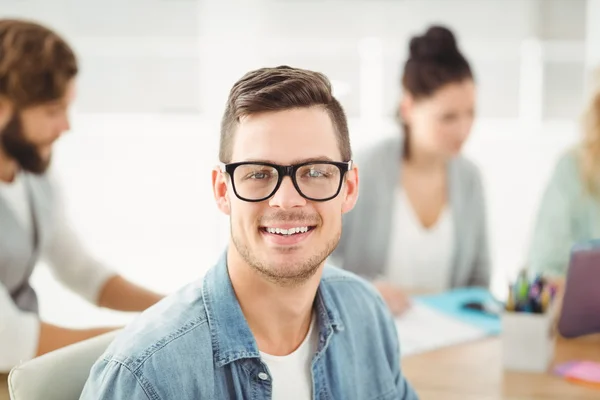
[202,251,345,368]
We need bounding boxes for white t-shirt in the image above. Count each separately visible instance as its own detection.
[384,188,454,291]
[259,315,318,400]
[0,171,115,372]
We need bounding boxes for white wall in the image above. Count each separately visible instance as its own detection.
[196,0,541,118]
[585,0,600,93]
[1,0,589,118]
[1,0,201,113]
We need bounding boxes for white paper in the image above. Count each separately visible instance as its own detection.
[396,301,489,357]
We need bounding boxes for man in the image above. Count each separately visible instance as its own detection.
[81,66,418,399]
[0,19,163,375]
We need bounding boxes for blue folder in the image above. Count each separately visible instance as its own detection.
[414,287,502,335]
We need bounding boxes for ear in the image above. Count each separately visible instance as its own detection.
[341,163,359,214]
[399,94,414,124]
[212,166,231,216]
[0,97,14,130]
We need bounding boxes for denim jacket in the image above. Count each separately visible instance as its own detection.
[80,253,418,400]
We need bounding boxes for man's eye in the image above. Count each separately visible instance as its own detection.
[248,171,271,180]
[304,168,332,179]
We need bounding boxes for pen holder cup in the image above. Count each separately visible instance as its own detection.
[501,304,557,372]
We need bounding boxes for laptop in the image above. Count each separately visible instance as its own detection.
[558,239,600,338]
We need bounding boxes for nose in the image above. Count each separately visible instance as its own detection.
[457,115,473,141]
[61,115,71,132]
[268,176,306,209]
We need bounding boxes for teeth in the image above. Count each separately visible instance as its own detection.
[266,227,309,235]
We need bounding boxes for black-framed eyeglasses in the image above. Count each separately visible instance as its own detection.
[221,160,353,202]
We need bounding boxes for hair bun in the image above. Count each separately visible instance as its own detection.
[409,25,461,61]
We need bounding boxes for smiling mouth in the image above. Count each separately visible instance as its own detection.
[259,226,316,236]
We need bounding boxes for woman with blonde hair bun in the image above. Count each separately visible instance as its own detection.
[528,74,600,277]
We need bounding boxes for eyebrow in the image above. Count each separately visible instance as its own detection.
[241,156,337,164]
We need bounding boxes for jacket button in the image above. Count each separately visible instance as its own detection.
[258,372,269,381]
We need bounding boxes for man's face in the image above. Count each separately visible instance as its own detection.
[1,79,76,174]
[213,107,359,286]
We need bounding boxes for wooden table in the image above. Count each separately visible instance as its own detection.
[403,334,600,399]
[1,374,8,400]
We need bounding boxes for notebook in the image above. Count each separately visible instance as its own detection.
[397,287,502,357]
[554,361,600,389]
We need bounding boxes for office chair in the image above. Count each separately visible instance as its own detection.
[8,331,118,400]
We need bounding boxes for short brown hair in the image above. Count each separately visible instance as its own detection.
[219,65,351,163]
[0,19,78,108]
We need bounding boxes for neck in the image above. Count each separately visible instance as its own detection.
[227,244,321,356]
[0,146,18,183]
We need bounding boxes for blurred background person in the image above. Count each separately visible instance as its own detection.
[331,25,490,315]
[528,71,600,279]
[0,19,163,373]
